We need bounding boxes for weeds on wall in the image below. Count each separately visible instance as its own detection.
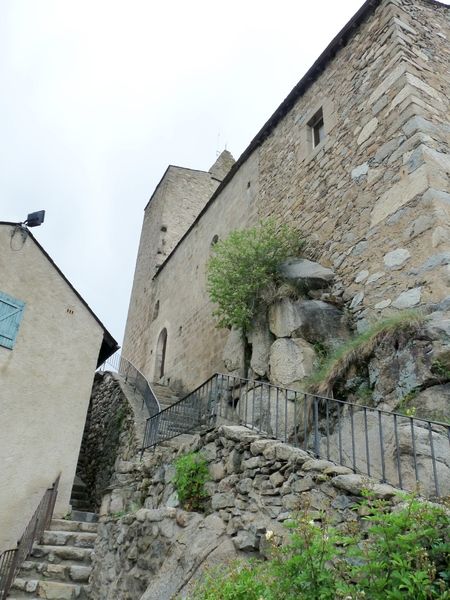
[307,310,425,397]
[207,219,305,332]
[189,494,450,600]
[173,452,210,512]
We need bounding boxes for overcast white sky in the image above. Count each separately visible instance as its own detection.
[1,0,447,345]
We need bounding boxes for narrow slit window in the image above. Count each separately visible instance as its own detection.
[309,109,325,149]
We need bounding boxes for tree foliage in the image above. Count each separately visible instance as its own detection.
[207,220,305,331]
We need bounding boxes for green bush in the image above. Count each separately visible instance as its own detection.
[189,495,450,600]
[207,220,305,331]
[173,452,210,511]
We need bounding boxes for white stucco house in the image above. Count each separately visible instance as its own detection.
[0,221,118,552]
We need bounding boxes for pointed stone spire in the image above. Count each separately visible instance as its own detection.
[209,150,235,181]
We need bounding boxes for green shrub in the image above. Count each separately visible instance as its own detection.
[173,452,210,511]
[207,220,305,331]
[188,495,450,600]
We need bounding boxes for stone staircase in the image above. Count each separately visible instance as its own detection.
[69,477,92,514]
[8,515,98,599]
[150,383,207,445]
[151,382,180,409]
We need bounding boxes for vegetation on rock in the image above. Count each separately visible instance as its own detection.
[307,310,425,397]
[207,220,305,331]
[173,452,210,511]
[189,494,450,600]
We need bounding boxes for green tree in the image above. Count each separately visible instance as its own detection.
[207,220,304,331]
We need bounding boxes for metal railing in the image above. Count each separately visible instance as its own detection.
[142,373,450,498]
[0,475,60,600]
[102,352,160,417]
[143,374,218,449]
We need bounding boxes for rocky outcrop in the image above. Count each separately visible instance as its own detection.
[268,298,349,348]
[248,312,273,378]
[269,338,316,387]
[222,327,246,377]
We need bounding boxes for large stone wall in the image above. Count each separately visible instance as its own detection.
[123,0,450,392]
[90,425,408,600]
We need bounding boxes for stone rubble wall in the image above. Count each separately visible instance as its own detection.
[123,0,450,392]
[90,425,406,600]
[76,372,138,510]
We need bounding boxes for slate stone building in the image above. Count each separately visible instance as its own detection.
[123,0,450,392]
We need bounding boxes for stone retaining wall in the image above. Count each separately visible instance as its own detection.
[76,372,137,509]
[90,425,405,600]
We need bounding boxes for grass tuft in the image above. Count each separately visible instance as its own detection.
[307,310,425,396]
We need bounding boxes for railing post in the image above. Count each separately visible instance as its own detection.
[313,395,320,458]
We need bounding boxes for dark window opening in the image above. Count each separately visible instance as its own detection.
[155,328,168,379]
[152,300,160,321]
[308,108,325,149]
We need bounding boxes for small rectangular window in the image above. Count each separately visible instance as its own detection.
[308,108,325,149]
[0,291,25,349]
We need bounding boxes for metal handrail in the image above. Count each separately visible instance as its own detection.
[0,475,60,600]
[142,372,450,498]
[102,352,161,417]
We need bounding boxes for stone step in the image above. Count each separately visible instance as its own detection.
[30,544,94,565]
[18,561,91,584]
[11,577,87,599]
[70,499,93,511]
[50,520,98,534]
[41,530,97,549]
[70,489,89,501]
[70,511,98,523]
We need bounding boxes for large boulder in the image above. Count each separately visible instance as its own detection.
[268,298,349,348]
[320,409,450,497]
[234,383,297,440]
[278,258,335,290]
[368,337,435,409]
[222,327,246,376]
[248,312,273,377]
[410,384,450,423]
[269,338,316,387]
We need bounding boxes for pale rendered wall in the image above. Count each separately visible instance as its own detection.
[126,0,450,392]
[0,224,104,552]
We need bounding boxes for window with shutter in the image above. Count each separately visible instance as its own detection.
[0,291,25,350]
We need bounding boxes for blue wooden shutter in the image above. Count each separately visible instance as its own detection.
[0,291,25,349]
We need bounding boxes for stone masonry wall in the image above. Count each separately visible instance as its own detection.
[90,425,408,600]
[122,152,235,377]
[123,0,450,392]
[142,150,260,391]
[76,372,137,510]
[257,0,450,332]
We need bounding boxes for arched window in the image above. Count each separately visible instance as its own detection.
[155,328,167,380]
